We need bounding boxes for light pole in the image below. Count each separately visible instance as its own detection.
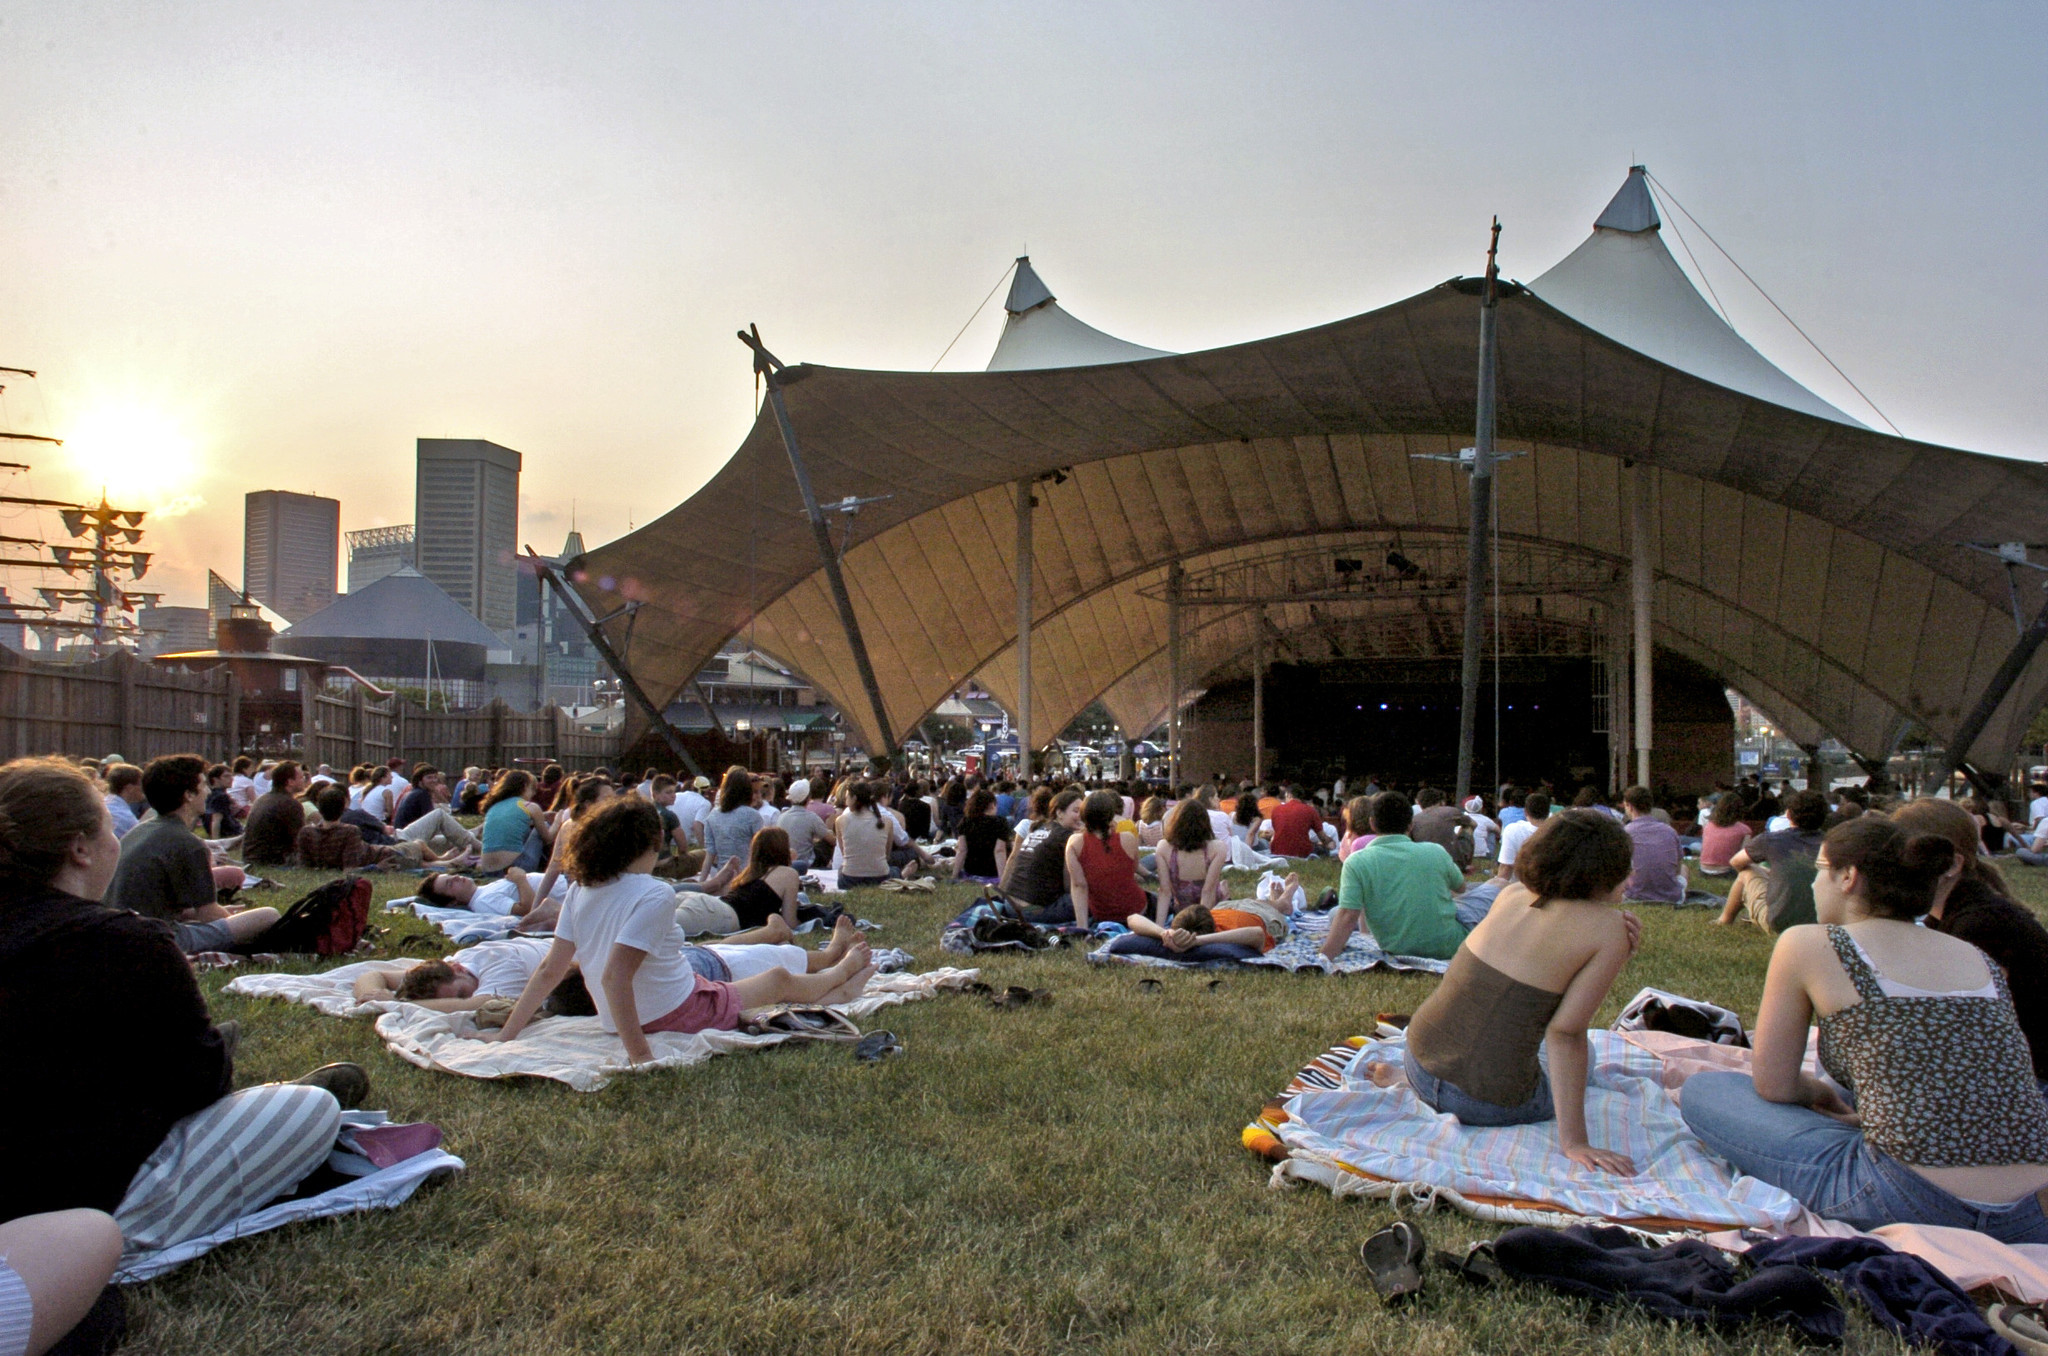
[734,718,753,771]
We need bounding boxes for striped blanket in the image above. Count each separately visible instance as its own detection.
[1090,910,1450,975]
[1245,1030,1803,1232]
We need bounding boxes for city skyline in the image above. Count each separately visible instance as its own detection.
[1,2,2042,611]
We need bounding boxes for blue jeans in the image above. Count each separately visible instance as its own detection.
[1682,1071,2048,1243]
[1453,881,1502,931]
[1103,933,1263,964]
[1402,1044,1555,1126]
[2019,849,2048,868]
[514,827,547,872]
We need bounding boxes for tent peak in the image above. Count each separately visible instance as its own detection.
[1005,257,1055,314]
[1594,166,1661,234]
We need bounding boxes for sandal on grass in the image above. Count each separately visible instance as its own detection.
[854,1030,903,1062]
[987,985,1051,1010]
[1360,1219,1428,1302]
[1987,1304,2048,1355]
[1432,1241,1503,1289]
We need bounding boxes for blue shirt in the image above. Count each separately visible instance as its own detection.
[105,793,140,839]
[995,792,1016,821]
[1498,806,1527,826]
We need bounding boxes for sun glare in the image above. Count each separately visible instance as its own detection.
[59,405,202,508]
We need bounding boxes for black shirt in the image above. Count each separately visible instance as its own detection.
[0,887,232,1220]
[341,807,397,846]
[900,797,933,842]
[393,786,436,830]
[958,814,1013,878]
[1006,823,1073,910]
[203,787,242,836]
[1928,874,2048,1079]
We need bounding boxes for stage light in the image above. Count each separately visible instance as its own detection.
[1333,557,1363,576]
[1385,551,1420,579]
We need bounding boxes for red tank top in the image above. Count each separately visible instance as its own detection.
[1076,831,1146,924]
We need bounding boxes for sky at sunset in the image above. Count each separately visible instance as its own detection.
[1,1,2043,608]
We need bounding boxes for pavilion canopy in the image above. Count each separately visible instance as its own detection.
[573,170,2048,773]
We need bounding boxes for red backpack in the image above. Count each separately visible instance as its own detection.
[251,876,374,957]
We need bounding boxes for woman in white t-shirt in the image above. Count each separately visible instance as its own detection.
[475,798,878,1061]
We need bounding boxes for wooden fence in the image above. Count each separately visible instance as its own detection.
[0,649,236,763]
[0,649,619,771]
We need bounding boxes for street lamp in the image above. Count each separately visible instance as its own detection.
[831,728,847,776]
[735,717,753,771]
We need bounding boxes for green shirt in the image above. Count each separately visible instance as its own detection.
[1337,834,1467,960]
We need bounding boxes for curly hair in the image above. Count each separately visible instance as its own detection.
[396,961,459,1002]
[560,796,664,885]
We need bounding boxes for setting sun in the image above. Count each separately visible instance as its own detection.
[58,404,202,508]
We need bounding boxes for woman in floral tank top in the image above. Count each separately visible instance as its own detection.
[1684,817,2048,1243]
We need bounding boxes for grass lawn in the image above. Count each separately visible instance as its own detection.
[121,856,2048,1354]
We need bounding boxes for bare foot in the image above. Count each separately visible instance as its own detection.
[1364,1060,1409,1090]
[700,858,742,894]
[820,915,857,964]
[1264,871,1301,906]
[759,913,795,944]
[821,961,879,1005]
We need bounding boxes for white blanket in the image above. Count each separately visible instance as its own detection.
[375,967,982,1091]
[1269,1030,1803,1231]
[225,959,425,1017]
[114,1111,463,1283]
[385,896,530,944]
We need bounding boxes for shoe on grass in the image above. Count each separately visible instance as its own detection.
[291,1062,369,1110]
[1360,1219,1427,1302]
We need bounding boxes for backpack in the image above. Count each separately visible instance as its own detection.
[249,876,374,957]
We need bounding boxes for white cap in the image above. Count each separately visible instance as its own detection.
[1464,796,1485,812]
[787,778,811,804]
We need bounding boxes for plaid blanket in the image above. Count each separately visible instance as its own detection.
[1245,1030,1803,1232]
[1090,909,1450,975]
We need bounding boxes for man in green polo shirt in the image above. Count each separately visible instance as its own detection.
[1321,791,1468,961]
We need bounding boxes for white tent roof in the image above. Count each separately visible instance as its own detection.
[1529,167,1862,427]
[984,257,1172,372]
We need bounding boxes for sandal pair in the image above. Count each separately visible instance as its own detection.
[1360,1219,1502,1302]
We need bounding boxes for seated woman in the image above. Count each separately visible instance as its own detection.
[1335,794,1376,860]
[1134,795,1167,850]
[1683,817,2048,1241]
[1155,799,1228,916]
[1365,809,1641,1174]
[1230,794,1265,850]
[1697,793,1749,876]
[720,827,803,930]
[1061,790,1149,929]
[950,788,1012,885]
[476,770,553,875]
[0,757,361,1265]
[475,797,877,1055]
[531,778,615,903]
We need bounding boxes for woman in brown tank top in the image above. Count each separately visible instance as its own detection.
[1367,809,1643,1175]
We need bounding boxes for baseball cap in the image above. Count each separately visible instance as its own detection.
[787,778,811,804]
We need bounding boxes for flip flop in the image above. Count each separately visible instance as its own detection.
[1136,977,1163,992]
[1207,979,1226,992]
[1987,1304,2048,1355]
[854,1031,904,1062]
[987,986,1051,1010]
[1360,1219,1428,1302]
[1432,1241,1503,1289]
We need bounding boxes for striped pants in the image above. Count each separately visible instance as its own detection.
[115,1085,342,1254]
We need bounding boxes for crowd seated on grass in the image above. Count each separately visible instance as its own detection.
[104,755,276,956]
[1322,791,1476,963]
[476,769,553,874]
[0,756,368,1353]
[1714,788,1829,932]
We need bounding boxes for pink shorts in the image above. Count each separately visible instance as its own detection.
[643,979,742,1035]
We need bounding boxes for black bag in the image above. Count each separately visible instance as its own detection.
[246,876,374,957]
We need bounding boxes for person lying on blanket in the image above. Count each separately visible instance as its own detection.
[1102,874,1297,961]
[470,797,878,1060]
[352,917,870,1010]
[1363,809,1643,1175]
[417,867,564,930]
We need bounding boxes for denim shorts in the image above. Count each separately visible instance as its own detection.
[682,945,732,983]
[1402,1044,1556,1127]
[173,917,237,955]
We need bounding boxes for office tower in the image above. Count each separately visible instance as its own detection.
[414,439,520,635]
[346,524,416,592]
[243,490,340,623]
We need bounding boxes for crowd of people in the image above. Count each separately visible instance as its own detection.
[12,743,2048,1351]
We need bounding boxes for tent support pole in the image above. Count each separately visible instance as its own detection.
[1454,219,1502,806]
[1632,465,1655,790]
[1252,609,1265,786]
[1016,477,1033,778]
[1167,560,1183,789]
[738,326,896,760]
[1941,581,2048,794]
[522,549,701,778]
